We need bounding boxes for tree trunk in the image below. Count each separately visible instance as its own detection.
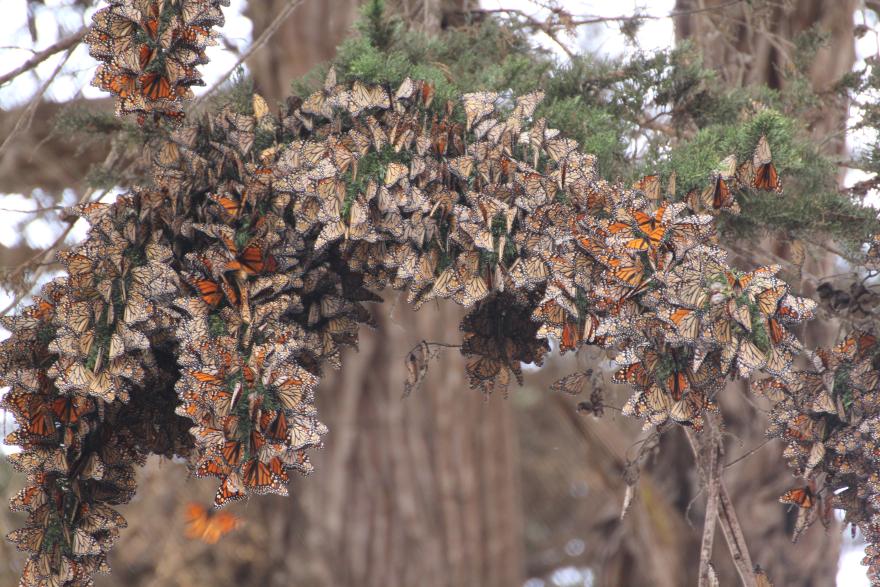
[278,302,524,587]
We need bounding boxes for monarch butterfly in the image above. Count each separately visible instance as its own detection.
[544,137,578,163]
[139,72,174,101]
[779,486,814,509]
[51,395,92,427]
[634,174,661,201]
[419,80,435,107]
[669,397,700,427]
[600,256,642,289]
[727,299,752,332]
[777,294,817,323]
[214,473,246,508]
[236,244,278,276]
[558,320,582,352]
[395,76,420,102]
[666,371,690,401]
[755,285,787,316]
[448,156,474,180]
[614,362,651,390]
[184,502,241,543]
[242,459,283,493]
[7,527,46,553]
[751,378,787,402]
[454,275,490,308]
[95,67,138,98]
[551,371,592,395]
[272,366,318,411]
[512,90,544,121]
[191,277,223,307]
[662,307,699,341]
[348,81,390,116]
[753,135,781,191]
[462,91,497,131]
[705,173,739,214]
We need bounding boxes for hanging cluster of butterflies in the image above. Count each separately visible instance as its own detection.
[1,56,858,584]
[1,198,194,586]
[84,0,228,123]
[756,331,880,582]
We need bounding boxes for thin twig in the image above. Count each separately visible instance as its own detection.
[470,0,745,28]
[0,48,73,159]
[0,205,65,214]
[193,0,308,107]
[0,192,92,317]
[577,0,747,25]
[724,438,773,469]
[0,141,121,318]
[0,28,85,87]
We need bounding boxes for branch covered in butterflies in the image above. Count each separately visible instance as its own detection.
[6,0,880,584]
[5,38,880,587]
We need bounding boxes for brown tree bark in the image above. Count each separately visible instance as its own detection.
[281,303,524,587]
[243,0,362,105]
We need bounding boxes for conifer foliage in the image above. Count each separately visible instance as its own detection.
[3,1,880,586]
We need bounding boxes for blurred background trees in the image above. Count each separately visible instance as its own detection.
[2,0,880,585]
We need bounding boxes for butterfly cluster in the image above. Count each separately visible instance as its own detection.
[684,134,782,217]
[0,67,828,586]
[1,200,193,586]
[758,331,880,582]
[84,0,228,123]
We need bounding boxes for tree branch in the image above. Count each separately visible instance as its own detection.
[468,0,746,28]
[698,419,721,587]
[685,427,758,587]
[0,28,85,88]
[0,48,73,159]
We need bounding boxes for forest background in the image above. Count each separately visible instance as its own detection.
[1,0,879,585]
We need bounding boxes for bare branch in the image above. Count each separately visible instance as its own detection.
[0,140,123,317]
[0,48,73,159]
[468,0,746,29]
[698,420,721,587]
[685,428,758,587]
[0,28,86,88]
[0,205,65,214]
